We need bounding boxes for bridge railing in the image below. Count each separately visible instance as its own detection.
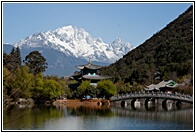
[110,91,193,103]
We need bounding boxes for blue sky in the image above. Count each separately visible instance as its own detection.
[3,2,192,47]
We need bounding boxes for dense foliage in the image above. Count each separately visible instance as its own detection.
[3,48,117,103]
[97,80,117,99]
[3,49,66,104]
[3,47,22,72]
[73,80,116,99]
[100,6,193,92]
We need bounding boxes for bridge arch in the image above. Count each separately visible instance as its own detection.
[131,98,140,110]
[162,99,173,111]
[176,100,182,109]
[121,101,127,107]
[145,98,157,111]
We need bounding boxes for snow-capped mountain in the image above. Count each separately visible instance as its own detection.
[13,25,134,63]
[4,25,134,76]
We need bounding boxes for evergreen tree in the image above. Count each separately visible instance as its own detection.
[15,47,22,67]
[24,51,48,75]
[3,47,22,71]
[6,55,16,71]
[10,47,15,56]
[4,48,16,71]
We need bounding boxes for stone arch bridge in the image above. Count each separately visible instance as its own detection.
[110,91,193,110]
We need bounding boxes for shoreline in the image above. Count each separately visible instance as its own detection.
[53,99,110,107]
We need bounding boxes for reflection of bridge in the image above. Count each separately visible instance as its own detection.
[110,106,193,123]
[110,91,193,110]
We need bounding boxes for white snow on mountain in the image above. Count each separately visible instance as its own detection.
[13,25,134,63]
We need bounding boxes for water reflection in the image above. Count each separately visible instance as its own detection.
[120,99,192,112]
[111,105,193,123]
[162,102,173,111]
[56,105,113,117]
[3,105,63,130]
[3,104,193,130]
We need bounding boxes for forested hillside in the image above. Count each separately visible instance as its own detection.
[100,6,193,86]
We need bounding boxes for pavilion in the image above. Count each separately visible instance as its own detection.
[71,61,111,86]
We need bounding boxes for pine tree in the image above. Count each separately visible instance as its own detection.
[10,47,15,56]
[15,47,22,67]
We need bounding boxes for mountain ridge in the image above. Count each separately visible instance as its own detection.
[100,5,193,85]
[4,25,134,76]
[12,25,134,63]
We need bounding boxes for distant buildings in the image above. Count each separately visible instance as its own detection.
[144,80,178,93]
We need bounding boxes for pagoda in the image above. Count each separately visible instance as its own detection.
[71,61,110,86]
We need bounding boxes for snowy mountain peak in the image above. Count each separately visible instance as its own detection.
[113,38,121,43]
[96,37,103,43]
[13,25,134,63]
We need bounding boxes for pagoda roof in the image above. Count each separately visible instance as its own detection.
[76,62,103,70]
[82,75,111,80]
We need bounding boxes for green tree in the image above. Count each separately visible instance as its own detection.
[15,47,22,67]
[45,75,71,98]
[86,85,99,98]
[116,82,131,94]
[97,80,117,99]
[11,66,34,99]
[3,67,13,99]
[131,81,143,92]
[10,47,15,56]
[31,73,44,100]
[3,52,8,67]
[43,79,64,100]
[9,47,22,68]
[5,47,22,70]
[75,80,90,98]
[24,51,48,75]
[4,50,16,71]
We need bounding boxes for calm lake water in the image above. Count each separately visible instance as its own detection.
[3,103,193,131]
